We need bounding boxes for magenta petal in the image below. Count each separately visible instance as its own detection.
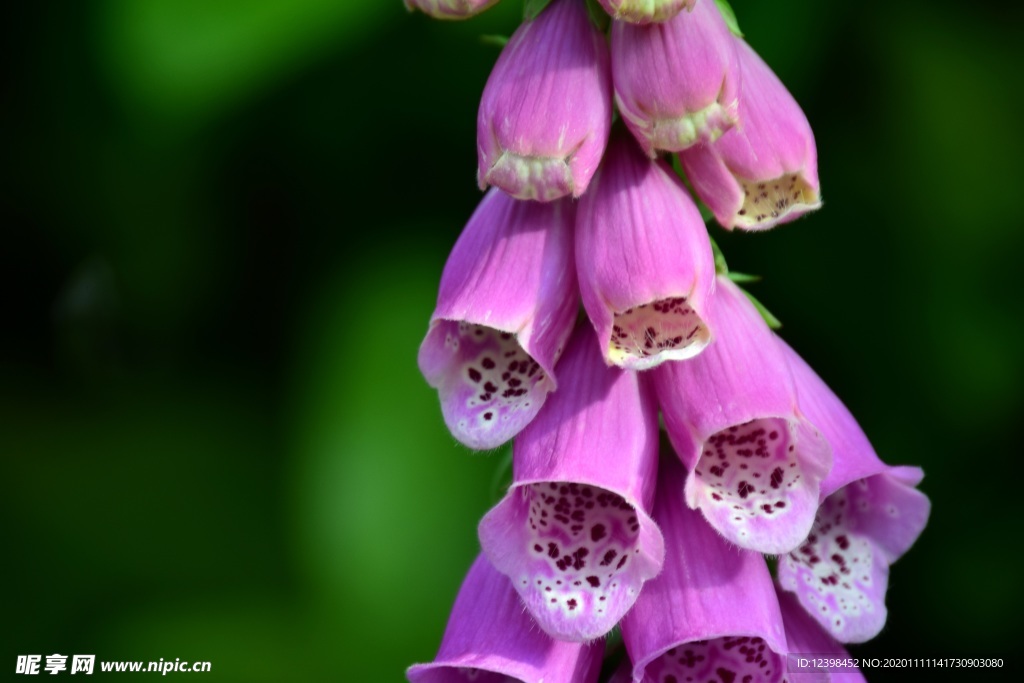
[653,278,832,554]
[404,0,500,20]
[680,38,820,230]
[622,456,788,683]
[407,555,603,683]
[576,131,715,370]
[477,0,612,201]
[777,340,931,643]
[778,588,867,683]
[418,190,578,450]
[479,326,664,642]
[612,0,739,156]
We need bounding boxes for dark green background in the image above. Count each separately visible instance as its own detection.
[3,0,1021,680]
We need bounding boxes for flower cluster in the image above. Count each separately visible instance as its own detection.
[406,1,929,682]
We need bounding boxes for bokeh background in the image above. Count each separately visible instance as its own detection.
[3,0,1022,680]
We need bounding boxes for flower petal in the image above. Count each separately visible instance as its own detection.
[479,325,664,642]
[777,339,930,643]
[477,0,612,200]
[408,555,604,683]
[418,190,578,449]
[622,456,788,683]
[612,0,739,156]
[654,278,832,553]
[576,130,716,371]
[680,38,820,230]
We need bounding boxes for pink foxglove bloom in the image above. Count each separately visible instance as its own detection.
[622,456,789,683]
[576,130,715,370]
[418,189,578,450]
[407,554,604,683]
[477,0,612,201]
[479,325,665,642]
[777,341,930,643]
[404,0,499,20]
[777,588,867,683]
[597,0,695,25]
[612,0,740,156]
[680,37,821,230]
[653,277,832,554]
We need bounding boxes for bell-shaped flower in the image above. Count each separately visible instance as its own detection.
[407,554,604,683]
[680,37,820,230]
[479,325,665,642]
[777,587,868,683]
[596,0,694,25]
[777,340,930,643]
[612,0,740,156]
[576,130,715,370]
[621,455,789,683]
[418,189,578,450]
[653,277,832,554]
[405,0,500,20]
[477,0,612,201]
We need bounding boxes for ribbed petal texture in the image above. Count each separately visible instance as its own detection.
[407,555,604,683]
[576,130,716,371]
[477,0,612,201]
[479,325,664,642]
[418,190,578,450]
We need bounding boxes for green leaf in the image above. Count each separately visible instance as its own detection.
[727,271,762,284]
[489,446,514,503]
[524,0,555,20]
[480,34,509,48]
[709,236,729,276]
[714,0,744,38]
[741,289,783,330]
[585,0,611,32]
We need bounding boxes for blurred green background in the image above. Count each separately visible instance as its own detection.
[2,0,1022,680]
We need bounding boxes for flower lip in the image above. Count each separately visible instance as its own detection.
[483,481,662,643]
[607,296,713,370]
[732,172,821,230]
[685,414,830,555]
[404,0,500,20]
[480,150,576,203]
[478,325,664,642]
[598,0,696,25]
[420,321,555,450]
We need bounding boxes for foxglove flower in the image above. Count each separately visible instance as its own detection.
[597,0,694,24]
[479,325,664,642]
[576,130,715,370]
[777,588,867,683]
[653,277,832,554]
[680,37,821,230]
[418,189,578,450]
[405,0,499,19]
[407,554,604,683]
[777,340,930,643]
[621,455,789,683]
[612,0,740,156]
[477,0,612,201]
